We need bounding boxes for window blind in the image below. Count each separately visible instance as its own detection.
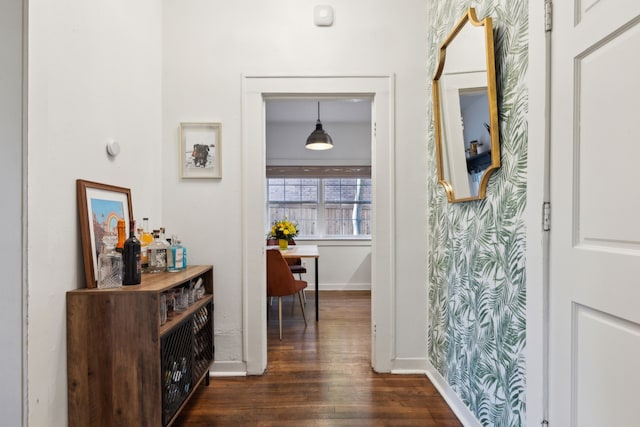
[266,165,371,178]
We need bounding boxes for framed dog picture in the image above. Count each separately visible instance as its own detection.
[179,122,222,179]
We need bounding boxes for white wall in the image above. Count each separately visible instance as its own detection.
[162,0,429,369]
[1,0,25,425]
[461,93,490,149]
[26,0,163,425]
[22,2,429,424]
[299,240,372,290]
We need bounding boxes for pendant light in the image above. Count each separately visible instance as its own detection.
[305,102,333,150]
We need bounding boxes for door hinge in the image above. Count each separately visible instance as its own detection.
[543,202,551,231]
[544,0,553,32]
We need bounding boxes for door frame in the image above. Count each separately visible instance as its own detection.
[241,75,395,374]
[2,0,27,424]
[526,1,551,425]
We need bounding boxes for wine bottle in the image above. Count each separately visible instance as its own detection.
[123,220,142,285]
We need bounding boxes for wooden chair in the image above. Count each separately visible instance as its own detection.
[266,239,308,276]
[266,249,307,339]
[285,239,307,278]
[285,239,308,303]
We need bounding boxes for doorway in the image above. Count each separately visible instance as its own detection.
[264,97,373,354]
[241,75,395,374]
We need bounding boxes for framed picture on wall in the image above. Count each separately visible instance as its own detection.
[76,179,133,288]
[179,122,222,179]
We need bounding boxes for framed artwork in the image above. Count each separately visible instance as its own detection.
[179,122,222,179]
[77,179,133,288]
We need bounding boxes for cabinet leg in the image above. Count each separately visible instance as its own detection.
[205,372,210,386]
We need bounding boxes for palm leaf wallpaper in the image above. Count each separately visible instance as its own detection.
[426,1,528,426]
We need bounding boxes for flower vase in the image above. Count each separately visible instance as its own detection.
[278,239,288,250]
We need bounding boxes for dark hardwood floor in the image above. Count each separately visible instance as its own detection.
[173,291,461,426]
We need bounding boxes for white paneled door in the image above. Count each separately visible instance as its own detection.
[549,1,640,426]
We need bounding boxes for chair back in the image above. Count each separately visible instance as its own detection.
[266,238,296,245]
[266,249,302,297]
[266,238,301,266]
[285,239,302,266]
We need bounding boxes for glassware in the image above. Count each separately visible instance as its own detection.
[166,290,176,319]
[182,240,187,268]
[179,288,189,311]
[139,217,154,273]
[147,230,167,273]
[167,235,184,272]
[97,234,123,289]
[174,288,188,312]
[188,283,195,306]
[194,277,204,300]
[160,227,173,270]
[115,219,126,254]
[159,227,168,243]
[159,294,167,325]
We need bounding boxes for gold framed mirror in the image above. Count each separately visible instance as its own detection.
[433,8,499,203]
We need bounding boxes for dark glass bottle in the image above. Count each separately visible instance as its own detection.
[123,220,142,285]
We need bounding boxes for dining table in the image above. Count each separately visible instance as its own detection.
[267,244,320,321]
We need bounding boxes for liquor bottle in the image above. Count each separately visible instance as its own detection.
[166,232,175,272]
[139,217,154,273]
[182,239,187,268]
[97,234,123,289]
[167,235,184,272]
[159,227,170,244]
[141,218,154,243]
[115,219,126,254]
[123,220,142,285]
[147,229,167,273]
[160,227,172,268]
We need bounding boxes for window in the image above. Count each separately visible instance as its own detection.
[323,178,371,236]
[267,177,371,238]
[267,178,318,235]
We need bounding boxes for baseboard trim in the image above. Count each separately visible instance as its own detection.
[425,364,482,427]
[209,360,247,377]
[390,357,428,373]
[307,283,371,291]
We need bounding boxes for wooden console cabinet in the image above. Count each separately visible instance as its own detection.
[67,265,214,427]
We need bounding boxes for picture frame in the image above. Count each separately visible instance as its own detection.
[179,122,222,179]
[76,179,133,288]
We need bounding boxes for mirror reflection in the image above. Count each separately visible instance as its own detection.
[433,8,500,202]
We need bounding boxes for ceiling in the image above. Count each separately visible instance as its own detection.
[265,98,372,124]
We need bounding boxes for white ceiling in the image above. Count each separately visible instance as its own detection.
[266,98,372,124]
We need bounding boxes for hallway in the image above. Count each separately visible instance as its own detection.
[174,291,461,426]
